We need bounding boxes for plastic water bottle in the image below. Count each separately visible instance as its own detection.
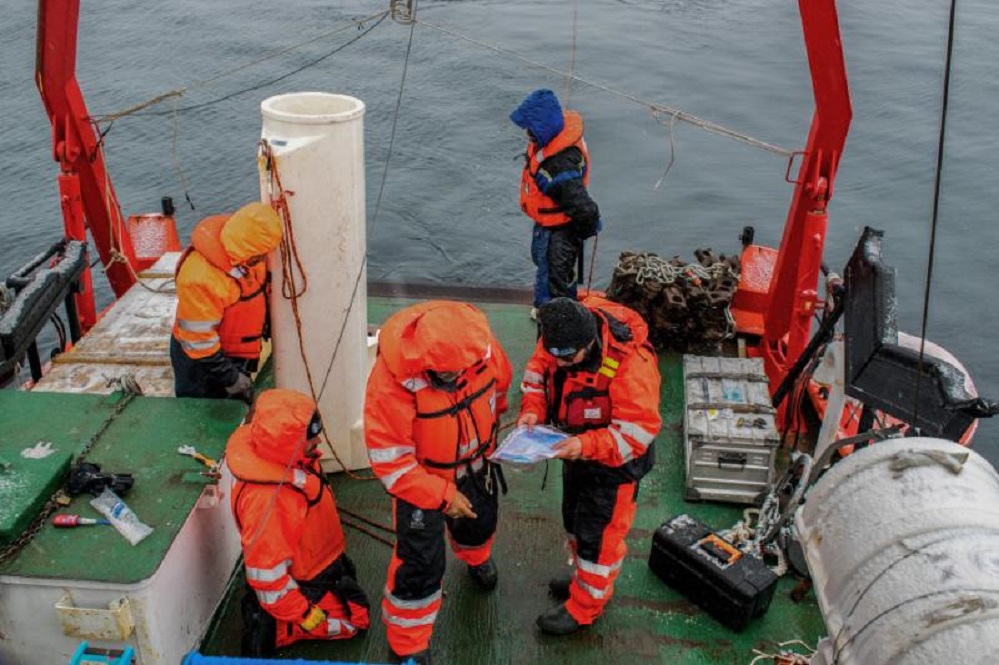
[90,488,154,546]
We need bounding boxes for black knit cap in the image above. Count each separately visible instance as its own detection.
[538,298,598,357]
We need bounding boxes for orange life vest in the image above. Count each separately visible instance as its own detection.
[559,343,628,432]
[173,215,269,360]
[519,111,591,228]
[411,357,501,473]
[376,309,503,476]
[524,295,659,482]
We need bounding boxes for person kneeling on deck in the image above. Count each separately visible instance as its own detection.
[227,388,370,657]
[364,301,513,664]
[518,296,661,635]
[171,202,283,403]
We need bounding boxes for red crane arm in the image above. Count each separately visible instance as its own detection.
[761,0,852,396]
[36,0,138,329]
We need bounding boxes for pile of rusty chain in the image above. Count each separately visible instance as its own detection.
[606,249,740,352]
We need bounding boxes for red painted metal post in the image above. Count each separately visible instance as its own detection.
[761,0,852,417]
[36,0,137,328]
[786,209,828,369]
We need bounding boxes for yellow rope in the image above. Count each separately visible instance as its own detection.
[95,135,176,295]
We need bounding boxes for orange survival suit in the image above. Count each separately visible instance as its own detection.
[520,295,661,624]
[364,301,512,658]
[170,202,282,400]
[228,389,369,657]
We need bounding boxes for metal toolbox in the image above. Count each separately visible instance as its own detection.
[683,355,778,504]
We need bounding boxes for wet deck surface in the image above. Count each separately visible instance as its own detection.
[202,297,826,663]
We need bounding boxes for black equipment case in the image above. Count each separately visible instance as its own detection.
[648,513,778,631]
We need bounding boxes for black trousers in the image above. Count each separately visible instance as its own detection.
[383,465,500,655]
[560,461,640,622]
[532,224,583,306]
[170,336,255,399]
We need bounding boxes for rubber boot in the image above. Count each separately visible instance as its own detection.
[537,603,585,636]
[467,558,498,591]
[394,649,432,665]
[240,591,277,657]
[548,573,572,601]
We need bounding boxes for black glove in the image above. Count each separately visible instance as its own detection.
[225,372,255,404]
[573,216,603,240]
[68,462,134,496]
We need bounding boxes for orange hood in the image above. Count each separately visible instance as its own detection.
[249,389,317,467]
[378,301,494,380]
[220,202,284,265]
[582,294,651,349]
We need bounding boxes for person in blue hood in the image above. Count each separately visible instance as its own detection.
[510,89,601,316]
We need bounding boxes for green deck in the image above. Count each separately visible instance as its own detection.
[0,390,245,583]
[0,391,111,545]
[202,296,826,664]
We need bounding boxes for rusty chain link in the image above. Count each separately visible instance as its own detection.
[606,249,741,353]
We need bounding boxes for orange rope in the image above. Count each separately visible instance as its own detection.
[261,140,376,481]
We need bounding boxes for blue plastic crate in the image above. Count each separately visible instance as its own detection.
[69,642,135,665]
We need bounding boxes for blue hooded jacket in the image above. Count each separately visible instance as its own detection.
[510,89,564,148]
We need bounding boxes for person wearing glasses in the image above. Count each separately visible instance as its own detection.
[517,296,661,635]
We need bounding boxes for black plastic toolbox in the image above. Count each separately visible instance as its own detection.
[648,513,778,631]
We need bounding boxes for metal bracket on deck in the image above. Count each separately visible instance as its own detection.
[390,0,416,24]
[55,593,134,640]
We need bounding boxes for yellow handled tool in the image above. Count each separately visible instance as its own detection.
[178,445,218,470]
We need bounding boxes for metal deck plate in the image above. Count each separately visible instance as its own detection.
[33,253,181,397]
